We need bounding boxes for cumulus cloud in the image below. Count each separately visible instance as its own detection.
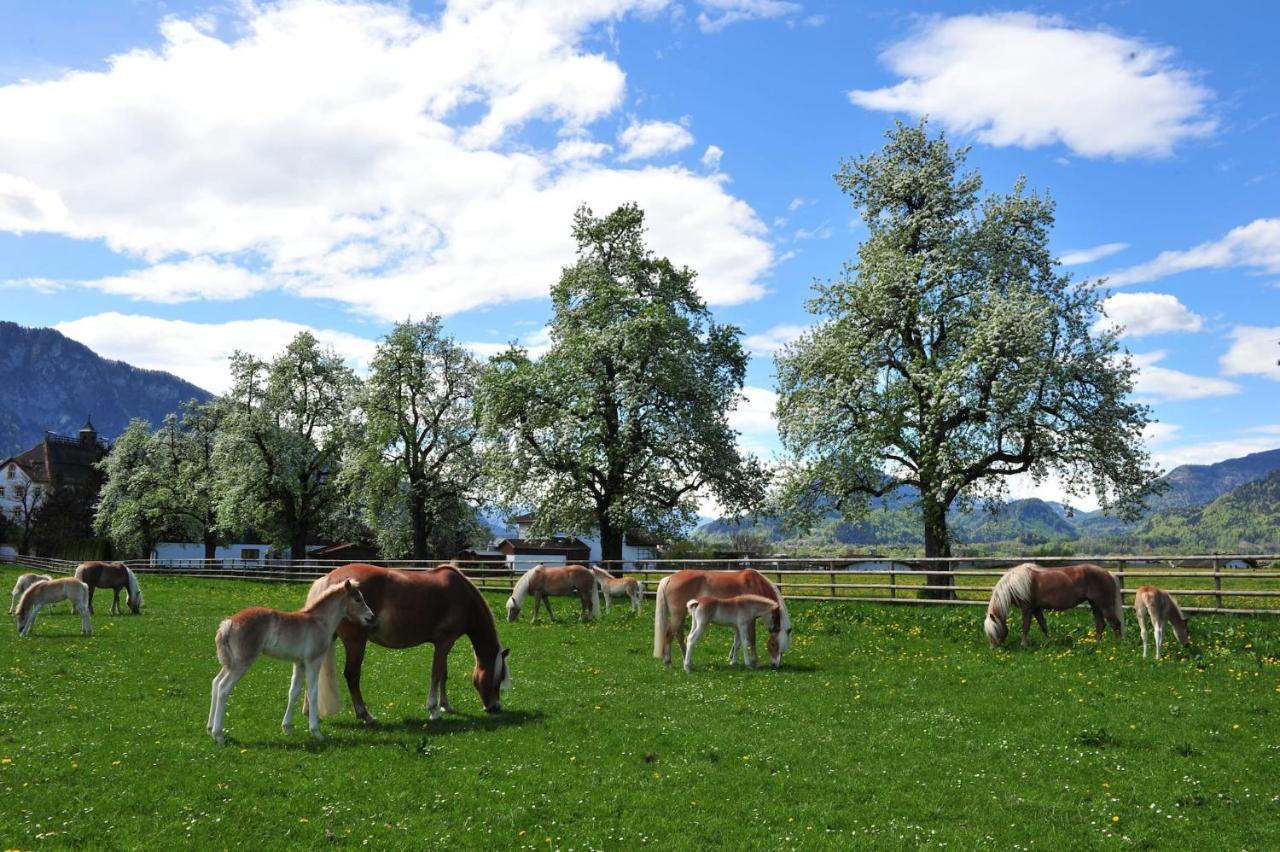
[1220,325,1280,381]
[1105,218,1280,286]
[617,119,694,161]
[1059,242,1128,266]
[849,13,1215,158]
[696,0,802,33]
[1129,351,1240,401]
[728,385,778,436]
[700,144,723,171]
[54,313,377,393]
[1154,432,1280,469]
[1094,292,1203,338]
[0,0,773,318]
[83,257,274,303]
[743,323,808,355]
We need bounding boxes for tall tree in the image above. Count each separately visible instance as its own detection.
[215,332,358,559]
[351,318,488,560]
[477,203,768,562]
[775,123,1162,596]
[94,419,170,558]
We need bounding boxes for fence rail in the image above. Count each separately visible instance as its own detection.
[9,554,1280,616]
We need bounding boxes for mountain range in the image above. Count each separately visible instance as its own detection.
[0,322,213,458]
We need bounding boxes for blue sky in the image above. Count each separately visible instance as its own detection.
[1,0,1277,511]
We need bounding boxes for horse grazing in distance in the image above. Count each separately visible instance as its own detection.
[306,563,511,724]
[683,594,783,672]
[208,579,375,745]
[1134,585,1191,659]
[74,561,144,615]
[506,564,600,623]
[16,577,92,637]
[654,569,792,667]
[592,566,643,614]
[985,563,1124,648]
[10,573,52,613]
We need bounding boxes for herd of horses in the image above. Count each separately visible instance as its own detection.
[9,559,1193,745]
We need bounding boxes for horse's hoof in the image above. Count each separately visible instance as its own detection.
[282,724,292,735]
[214,733,226,746]
[310,730,324,741]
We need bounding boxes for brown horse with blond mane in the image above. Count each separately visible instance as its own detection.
[74,561,143,615]
[985,562,1124,648]
[653,568,792,667]
[307,563,511,724]
[506,563,600,622]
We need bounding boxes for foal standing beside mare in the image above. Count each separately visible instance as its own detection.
[1134,585,1191,659]
[308,563,512,724]
[15,577,92,637]
[10,573,52,614]
[985,562,1124,648]
[208,579,375,745]
[653,568,792,667]
[592,566,643,614]
[506,564,600,622]
[683,594,783,671]
[74,561,144,615]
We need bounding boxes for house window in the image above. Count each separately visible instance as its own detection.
[5,465,14,479]
[0,486,5,497]
[31,486,42,499]
[241,548,261,561]
[14,485,25,499]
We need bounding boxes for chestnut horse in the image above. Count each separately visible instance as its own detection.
[74,561,143,615]
[10,573,52,614]
[683,594,783,671]
[16,577,92,637]
[208,579,376,745]
[592,566,643,614]
[506,564,600,622]
[653,569,792,667]
[985,562,1124,648]
[1134,585,1191,659]
[307,563,511,723]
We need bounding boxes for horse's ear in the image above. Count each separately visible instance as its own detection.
[502,647,510,659]
[344,578,357,592]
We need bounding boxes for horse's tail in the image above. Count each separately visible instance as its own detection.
[73,563,87,582]
[214,618,234,668]
[508,566,539,616]
[653,575,672,658]
[686,598,699,615]
[316,641,343,717]
[124,567,143,611]
[590,571,600,618]
[1112,570,1125,638]
[760,573,792,653]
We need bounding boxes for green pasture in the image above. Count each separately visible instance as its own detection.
[1,565,1278,850]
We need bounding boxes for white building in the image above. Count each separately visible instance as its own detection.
[151,541,276,568]
[507,513,659,566]
[1,419,107,550]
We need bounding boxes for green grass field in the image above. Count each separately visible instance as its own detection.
[2,565,1278,849]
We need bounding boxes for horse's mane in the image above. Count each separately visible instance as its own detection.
[508,564,542,608]
[755,571,792,652]
[987,563,1036,621]
[15,579,49,622]
[439,563,500,638]
[303,581,354,612]
[124,567,143,607]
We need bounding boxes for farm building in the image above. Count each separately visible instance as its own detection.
[0,418,108,548]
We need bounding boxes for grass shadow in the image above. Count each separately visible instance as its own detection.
[328,708,544,735]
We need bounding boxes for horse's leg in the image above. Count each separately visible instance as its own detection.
[1033,609,1049,636]
[341,633,377,725]
[603,587,612,614]
[543,594,555,622]
[213,664,248,746]
[745,620,759,668]
[1020,607,1033,648]
[304,657,324,740]
[111,587,121,616]
[683,613,708,672]
[1090,604,1106,639]
[208,668,227,732]
[79,600,92,636]
[282,663,304,734]
[1137,604,1149,658]
[87,584,96,615]
[427,641,455,720]
[728,629,738,665]
[1153,620,1164,660]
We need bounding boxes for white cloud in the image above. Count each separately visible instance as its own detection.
[744,323,808,355]
[617,119,694,161]
[0,0,774,318]
[54,313,377,393]
[1143,421,1181,446]
[786,196,806,213]
[83,257,274,303]
[849,13,1215,158]
[1059,241,1128,266]
[1129,351,1240,401]
[1154,433,1280,469]
[1095,292,1203,338]
[1105,219,1280,286]
[700,144,723,171]
[696,0,802,33]
[464,325,553,360]
[793,221,831,241]
[728,385,778,435]
[1220,325,1280,381]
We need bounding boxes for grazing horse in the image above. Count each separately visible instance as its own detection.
[985,562,1124,648]
[10,573,52,613]
[74,561,144,615]
[653,569,792,667]
[592,566,643,614]
[207,579,375,745]
[307,563,511,724]
[16,577,92,637]
[1134,585,1191,659]
[506,564,600,623]
[683,594,783,672]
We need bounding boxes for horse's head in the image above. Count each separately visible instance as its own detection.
[985,611,1008,647]
[342,579,377,627]
[473,647,511,712]
[505,597,520,622]
[128,586,144,614]
[1172,613,1191,648]
[765,604,789,668]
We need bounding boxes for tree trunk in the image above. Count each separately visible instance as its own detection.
[921,497,955,600]
[598,518,624,567]
[410,489,429,562]
[291,527,310,566]
[203,532,218,562]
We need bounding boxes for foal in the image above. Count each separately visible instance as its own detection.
[592,566,643,614]
[15,577,92,637]
[1134,585,1191,659]
[10,573,52,613]
[207,580,375,745]
[683,594,782,672]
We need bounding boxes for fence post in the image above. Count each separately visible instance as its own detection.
[1116,559,1125,600]
[829,564,836,599]
[1213,555,1222,611]
[890,565,897,599]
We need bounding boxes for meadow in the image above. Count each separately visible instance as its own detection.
[1,564,1278,850]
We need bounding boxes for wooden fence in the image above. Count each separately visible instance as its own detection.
[9,553,1280,616]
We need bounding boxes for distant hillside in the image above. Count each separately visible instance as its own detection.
[1137,468,1280,552]
[1147,448,1280,511]
[0,322,213,457]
